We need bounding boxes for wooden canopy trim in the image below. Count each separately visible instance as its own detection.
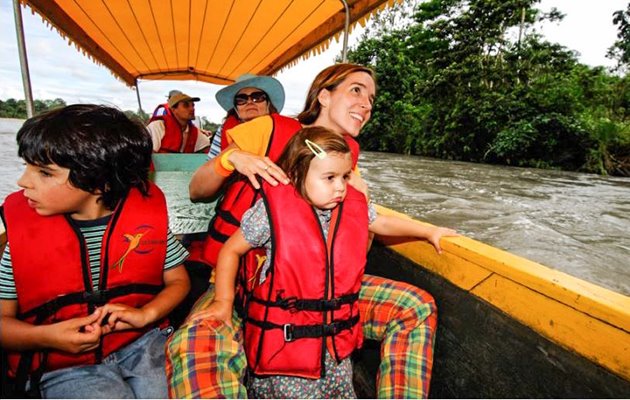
[137,70,233,85]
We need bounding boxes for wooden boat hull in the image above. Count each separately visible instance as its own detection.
[357,242,630,398]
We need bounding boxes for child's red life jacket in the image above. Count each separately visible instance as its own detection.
[244,182,369,379]
[1,182,168,377]
[149,103,201,153]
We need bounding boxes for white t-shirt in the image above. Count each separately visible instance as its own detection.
[146,120,210,153]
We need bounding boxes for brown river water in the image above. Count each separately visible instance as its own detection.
[1,119,628,295]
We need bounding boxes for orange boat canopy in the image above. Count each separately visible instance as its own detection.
[22,0,399,86]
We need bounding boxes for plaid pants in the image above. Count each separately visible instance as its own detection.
[166,274,437,398]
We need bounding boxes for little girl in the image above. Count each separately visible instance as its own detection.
[206,126,457,398]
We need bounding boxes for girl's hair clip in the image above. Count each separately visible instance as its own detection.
[305,139,327,159]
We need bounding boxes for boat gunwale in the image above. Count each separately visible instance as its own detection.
[374,204,630,381]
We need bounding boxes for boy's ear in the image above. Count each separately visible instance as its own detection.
[92,185,106,196]
[317,89,331,109]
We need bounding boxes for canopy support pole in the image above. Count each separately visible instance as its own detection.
[135,78,144,115]
[13,0,34,118]
[339,0,350,62]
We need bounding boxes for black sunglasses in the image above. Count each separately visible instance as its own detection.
[234,91,268,106]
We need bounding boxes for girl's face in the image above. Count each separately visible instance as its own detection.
[235,87,270,122]
[17,163,105,220]
[304,151,353,210]
[315,71,376,138]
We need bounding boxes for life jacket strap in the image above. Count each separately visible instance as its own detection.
[247,314,359,342]
[207,209,241,244]
[250,292,359,312]
[216,208,241,227]
[14,351,47,398]
[17,283,163,320]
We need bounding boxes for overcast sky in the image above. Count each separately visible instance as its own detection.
[0,0,626,123]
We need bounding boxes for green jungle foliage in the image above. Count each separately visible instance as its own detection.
[0,98,66,118]
[348,0,630,176]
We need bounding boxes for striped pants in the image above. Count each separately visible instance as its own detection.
[166,274,437,398]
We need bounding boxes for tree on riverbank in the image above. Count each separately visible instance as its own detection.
[0,98,66,118]
[349,0,629,176]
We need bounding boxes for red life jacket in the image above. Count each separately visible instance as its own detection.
[220,114,241,149]
[344,134,360,167]
[149,103,200,153]
[218,113,358,165]
[1,182,168,377]
[200,114,360,268]
[201,114,302,267]
[184,113,242,265]
[244,182,368,379]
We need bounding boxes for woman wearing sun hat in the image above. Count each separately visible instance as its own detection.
[207,74,286,157]
[182,73,286,268]
[194,74,301,269]
[172,64,438,399]
[177,73,300,325]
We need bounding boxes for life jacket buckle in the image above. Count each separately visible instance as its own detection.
[278,295,298,312]
[285,297,298,312]
[283,324,294,342]
[328,298,339,309]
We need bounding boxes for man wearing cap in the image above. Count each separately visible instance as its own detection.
[207,73,285,157]
[146,91,210,153]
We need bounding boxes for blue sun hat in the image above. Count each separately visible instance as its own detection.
[216,74,285,112]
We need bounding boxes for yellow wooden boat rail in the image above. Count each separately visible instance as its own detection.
[375,204,630,381]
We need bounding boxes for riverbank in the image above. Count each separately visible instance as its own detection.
[0,118,24,133]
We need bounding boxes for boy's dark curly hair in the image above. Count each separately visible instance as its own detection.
[17,104,152,210]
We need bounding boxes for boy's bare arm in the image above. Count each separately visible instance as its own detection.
[139,264,191,324]
[0,299,102,353]
[98,265,190,332]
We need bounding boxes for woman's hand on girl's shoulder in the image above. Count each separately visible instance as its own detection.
[230,150,289,189]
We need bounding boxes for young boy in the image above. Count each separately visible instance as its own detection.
[0,104,190,398]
